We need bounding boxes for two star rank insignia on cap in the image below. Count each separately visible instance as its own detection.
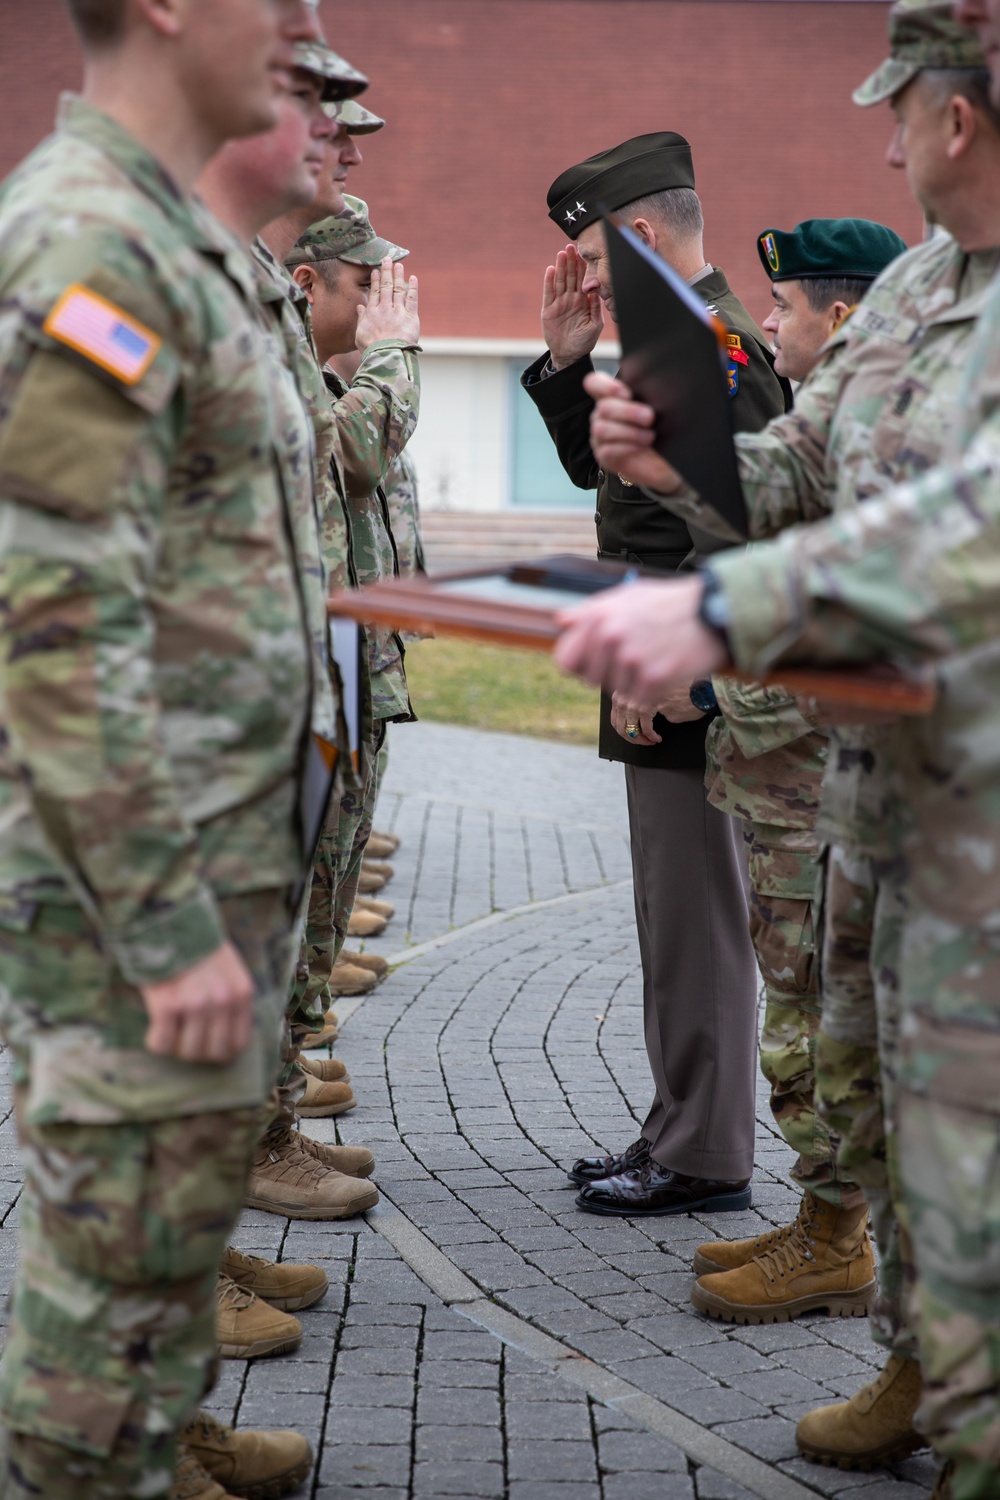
[43,284,161,385]
[564,201,587,224]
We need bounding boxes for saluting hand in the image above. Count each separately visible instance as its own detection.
[542,245,604,370]
[584,371,684,494]
[356,257,420,351]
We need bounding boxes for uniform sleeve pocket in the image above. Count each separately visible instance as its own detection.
[0,349,149,520]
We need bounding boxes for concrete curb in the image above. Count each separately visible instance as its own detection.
[370,1201,820,1500]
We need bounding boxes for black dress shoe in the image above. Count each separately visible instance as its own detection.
[567,1137,651,1187]
[576,1162,752,1217]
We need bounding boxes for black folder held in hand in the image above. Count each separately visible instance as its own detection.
[604,216,749,537]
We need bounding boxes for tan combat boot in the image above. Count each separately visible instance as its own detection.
[796,1355,926,1469]
[247,1128,379,1219]
[356,894,394,919]
[357,867,386,894]
[216,1275,302,1359]
[296,1129,375,1178]
[221,1246,328,1312]
[367,830,400,857]
[344,950,389,979]
[691,1193,875,1324]
[181,1410,313,1500]
[299,1054,348,1083]
[694,1194,812,1275]
[362,857,394,883]
[329,955,378,996]
[297,1071,356,1118]
[300,1010,338,1049]
[348,905,388,938]
[173,1446,237,1499]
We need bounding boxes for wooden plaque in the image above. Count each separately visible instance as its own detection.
[328,557,936,716]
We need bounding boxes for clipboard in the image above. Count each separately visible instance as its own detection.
[604,216,749,537]
[327,556,936,716]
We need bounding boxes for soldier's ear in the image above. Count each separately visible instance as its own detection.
[291,264,317,303]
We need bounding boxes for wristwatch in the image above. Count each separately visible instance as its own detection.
[689,679,718,714]
[697,567,733,653]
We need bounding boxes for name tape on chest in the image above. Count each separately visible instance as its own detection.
[43,284,162,385]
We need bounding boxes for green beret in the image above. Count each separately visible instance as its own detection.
[757,218,907,284]
[547,132,695,240]
[293,40,369,104]
[287,196,408,270]
[854,0,985,108]
[323,98,385,135]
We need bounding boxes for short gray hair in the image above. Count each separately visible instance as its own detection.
[919,66,1000,136]
[619,187,704,243]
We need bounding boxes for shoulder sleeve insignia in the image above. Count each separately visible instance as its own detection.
[726,333,749,366]
[43,284,162,385]
[727,360,740,397]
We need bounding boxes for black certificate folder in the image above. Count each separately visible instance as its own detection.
[604,216,749,537]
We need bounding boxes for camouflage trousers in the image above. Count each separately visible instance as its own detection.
[0,891,293,1498]
[814,845,916,1360]
[746,823,863,1210]
[890,909,1000,1497]
[270,723,387,1138]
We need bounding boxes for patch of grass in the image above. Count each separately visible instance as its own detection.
[403,636,599,746]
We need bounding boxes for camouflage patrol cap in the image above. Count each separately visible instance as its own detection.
[757,218,907,283]
[293,40,369,103]
[288,195,408,268]
[853,1,986,108]
[322,98,387,134]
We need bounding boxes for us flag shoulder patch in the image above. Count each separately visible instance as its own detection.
[43,284,161,385]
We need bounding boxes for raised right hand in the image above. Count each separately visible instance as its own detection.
[541,245,604,370]
[141,941,256,1065]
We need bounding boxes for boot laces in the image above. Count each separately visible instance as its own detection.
[217,1273,256,1311]
[172,1447,219,1499]
[225,1247,266,1273]
[183,1410,234,1451]
[754,1198,821,1281]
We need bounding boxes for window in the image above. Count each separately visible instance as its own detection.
[507,358,617,509]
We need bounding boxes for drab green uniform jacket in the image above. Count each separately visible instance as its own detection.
[522,265,791,769]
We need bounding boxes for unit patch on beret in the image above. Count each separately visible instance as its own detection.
[761,233,780,274]
[43,284,161,385]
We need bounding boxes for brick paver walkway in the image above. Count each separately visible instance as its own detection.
[0,723,942,1499]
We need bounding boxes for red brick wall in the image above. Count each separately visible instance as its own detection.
[2,1,921,334]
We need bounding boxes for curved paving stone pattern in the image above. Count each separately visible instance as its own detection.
[0,724,942,1499]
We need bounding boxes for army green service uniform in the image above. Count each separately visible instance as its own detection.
[0,98,319,1496]
[524,134,788,1189]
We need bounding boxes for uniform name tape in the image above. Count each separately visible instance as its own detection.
[43,284,161,385]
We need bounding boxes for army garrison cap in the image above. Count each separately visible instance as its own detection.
[288,195,408,268]
[547,132,695,239]
[854,0,986,108]
[323,98,386,134]
[293,39,369,103]
[757,219,907,284]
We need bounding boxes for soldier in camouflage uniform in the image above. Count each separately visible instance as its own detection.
[196,46,383,1426]
[0,1,331,1494]
[286,200,420,1020]
[558,9,1000,1492]
[689,218,908,1332]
